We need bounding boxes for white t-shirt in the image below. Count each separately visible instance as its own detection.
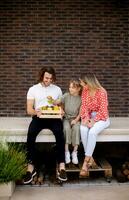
[27,83,62,109]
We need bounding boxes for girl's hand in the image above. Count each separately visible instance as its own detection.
[71,119,77,125]
[53,98,61,105]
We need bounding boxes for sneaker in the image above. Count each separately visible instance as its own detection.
[23,169,37,184]
[65,151,71,164]
[57,169,67,182]
[72,151,78,165]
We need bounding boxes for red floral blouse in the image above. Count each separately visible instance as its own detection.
[81,86,109,122]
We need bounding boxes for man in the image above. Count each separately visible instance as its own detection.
[23,67,67,184]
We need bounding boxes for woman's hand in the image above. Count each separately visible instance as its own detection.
[81,119,89,126]
[87,119,95,128]
[81,118,95,127]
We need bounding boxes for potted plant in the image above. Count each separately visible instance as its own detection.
[0,142,26,199]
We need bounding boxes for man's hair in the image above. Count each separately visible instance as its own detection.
[38,67,56,82]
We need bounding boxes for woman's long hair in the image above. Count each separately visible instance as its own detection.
[80,73,102,91]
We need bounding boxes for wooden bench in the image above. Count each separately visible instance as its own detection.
[0,117,129,142]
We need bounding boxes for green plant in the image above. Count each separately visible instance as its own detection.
[0,142,27,184]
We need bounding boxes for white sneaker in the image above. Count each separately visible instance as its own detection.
[65,151,71,164]
[72,151,78,164]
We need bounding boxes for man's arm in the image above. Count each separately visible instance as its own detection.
[27,99,41,116]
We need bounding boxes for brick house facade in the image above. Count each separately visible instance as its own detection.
[0,0,129,116]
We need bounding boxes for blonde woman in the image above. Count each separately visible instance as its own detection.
[79,73,110,177]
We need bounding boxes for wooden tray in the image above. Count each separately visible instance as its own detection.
[39,107,62,119]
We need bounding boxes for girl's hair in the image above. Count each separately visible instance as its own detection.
[38,67,56,82]
[80,73,102,90]
[69,79,82,94]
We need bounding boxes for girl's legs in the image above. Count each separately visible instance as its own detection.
[63,119,72,164]
[65,143,69,152]
[73,144,78,152]
[65,143,70,164]
[63,119,72,145]
[71,122,80,147]
[72,144,79,164]
[71,122,80,164]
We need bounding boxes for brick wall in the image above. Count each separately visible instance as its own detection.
[0,0,129,116]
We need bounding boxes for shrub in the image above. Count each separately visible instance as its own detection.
[0,142,27,184]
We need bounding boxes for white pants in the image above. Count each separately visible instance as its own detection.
[80,118,110,157]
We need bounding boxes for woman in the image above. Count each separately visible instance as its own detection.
[79,73,110,177]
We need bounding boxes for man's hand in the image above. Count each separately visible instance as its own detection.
[61,108,65,117]
[36,109,42,117]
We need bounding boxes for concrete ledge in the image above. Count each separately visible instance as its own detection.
[0,117,129,142]
[0,181,15,199]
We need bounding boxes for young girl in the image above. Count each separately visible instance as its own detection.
[79,73,110,176]
[62,80,82,165]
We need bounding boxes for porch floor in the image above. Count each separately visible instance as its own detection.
[11,179,129,200]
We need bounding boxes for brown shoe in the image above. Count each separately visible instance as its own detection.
[80,159,89,177]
